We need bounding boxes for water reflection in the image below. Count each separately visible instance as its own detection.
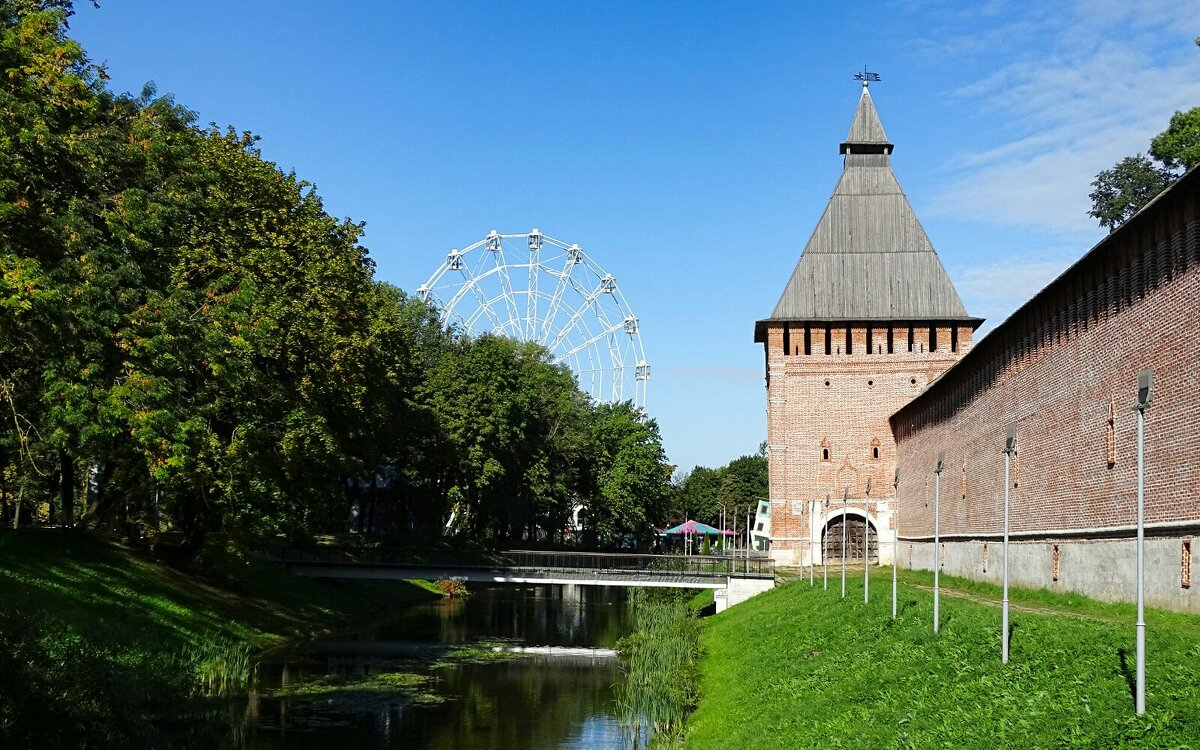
[231,584,632,750]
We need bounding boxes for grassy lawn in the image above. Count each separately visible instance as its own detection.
[0,528,438,746]
[687,567,1200,749]
[0,529,437,646]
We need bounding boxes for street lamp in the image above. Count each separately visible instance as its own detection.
[892,468,900,621]
[841,486,849,599]
[807,499,815,587]
[739,506,748,564]
[716,502,726,555]
[864,477,872,603]
[1135,367,1152,715]
[823,494,830,591]
[934,451,944,634]
[1003,425,1016,664]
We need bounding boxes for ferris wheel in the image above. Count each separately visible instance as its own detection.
[417,229,649,410]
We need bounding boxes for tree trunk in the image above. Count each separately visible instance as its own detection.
[81,460,117,526]
[47,466,60,525]
[1,464,8,527]
[13,485,23,529]
[59,451,76,527]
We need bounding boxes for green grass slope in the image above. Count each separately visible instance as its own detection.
[0,528,437,747]
[688,568,1200,749]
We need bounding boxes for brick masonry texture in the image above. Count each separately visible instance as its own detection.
[888,169,1200,609]
[762,323,972,565]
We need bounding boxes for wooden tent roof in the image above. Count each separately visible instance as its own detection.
[755,86,979,341]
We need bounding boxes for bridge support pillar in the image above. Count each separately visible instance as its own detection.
[715,576,775,613]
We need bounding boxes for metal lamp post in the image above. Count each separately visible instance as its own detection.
[841,486,849,599]
[809,506,815,586]
[744,508,752,575]
[892,468,899,621]
[717,502,726,555]
[934,451,944,634]
[823,494,830,591]
[1002,425,1016,664]
[1135,368,1152,715]
[864,477,872,603]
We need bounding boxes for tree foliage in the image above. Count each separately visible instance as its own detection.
[1089,102,1200,230]
[1087,154,1173,231]
[669,445,767,535]
[1149,107,1200,171]
[0,1,673,554]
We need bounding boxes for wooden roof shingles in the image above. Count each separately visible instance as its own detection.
[756,86,978,341]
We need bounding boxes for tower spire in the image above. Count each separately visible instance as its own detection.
[754,83,975,329]
[840,84,892,155]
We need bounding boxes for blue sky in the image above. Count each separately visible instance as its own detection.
[69,1,1200,474]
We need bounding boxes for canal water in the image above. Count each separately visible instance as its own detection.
[227,584,633,749]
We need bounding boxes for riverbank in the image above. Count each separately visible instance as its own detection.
[0,528,439,747]
[687,567,1200,748]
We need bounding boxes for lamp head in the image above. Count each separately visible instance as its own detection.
[893,468,900,488]
[936,451,945,474]
[1005,425,1016,454]
[1137,368,1153,410]
[865,477,872,495]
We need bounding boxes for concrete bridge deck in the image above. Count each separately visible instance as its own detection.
[279,547,777,609]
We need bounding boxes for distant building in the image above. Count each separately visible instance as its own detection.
[756,85,1200,612]
[753,84,980,568]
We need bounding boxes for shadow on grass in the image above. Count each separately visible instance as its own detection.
[1117,647,1136,710]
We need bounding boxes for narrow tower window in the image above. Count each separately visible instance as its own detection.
[1183,541,1192,589]
[820,437,831,462]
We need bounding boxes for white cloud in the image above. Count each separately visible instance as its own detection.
[952,256,1075,334]
[925,2,1200,235]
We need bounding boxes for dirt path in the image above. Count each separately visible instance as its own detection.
[778,566,1124,624]
[906,582,1122,624]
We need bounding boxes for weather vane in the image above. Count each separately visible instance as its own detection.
[853,66,881,85]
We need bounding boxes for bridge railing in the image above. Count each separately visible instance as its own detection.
[278,546,775,579]
[501,550,775,579]
[278,545,506,568]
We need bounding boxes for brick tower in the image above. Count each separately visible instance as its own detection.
[752,83,981,567]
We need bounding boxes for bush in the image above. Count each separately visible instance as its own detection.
[0,610,191,748]
[435,577,470,597]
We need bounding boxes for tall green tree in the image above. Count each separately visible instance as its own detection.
[670,466,723,525]
[420,335,594,544]
[1,0,680,556]
[717,451,768,531]
[1149,107,1200,172]
[1087,154,1173,231]
[585,402,671,548]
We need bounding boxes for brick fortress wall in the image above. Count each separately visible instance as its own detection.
[890,168,1200,611]
[762,322,972,566]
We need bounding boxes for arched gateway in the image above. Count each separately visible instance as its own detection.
[821,514,879,563]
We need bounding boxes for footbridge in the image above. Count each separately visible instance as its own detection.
[279,547,776,611]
